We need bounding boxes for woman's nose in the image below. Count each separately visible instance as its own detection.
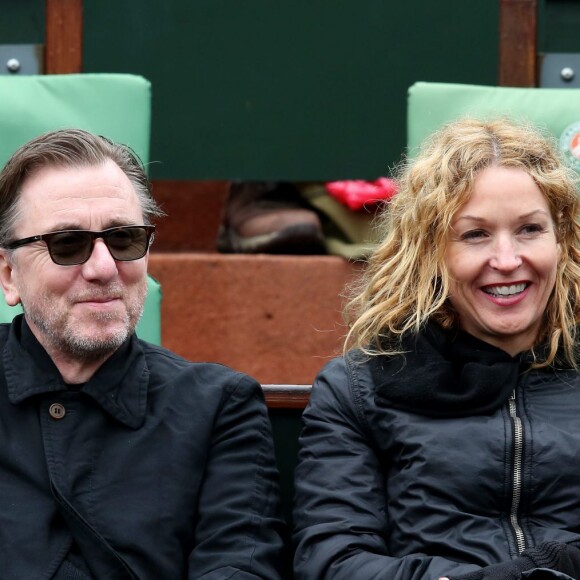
[489,236,522,271]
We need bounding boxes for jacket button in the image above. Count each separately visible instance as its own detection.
[49,403,66,420]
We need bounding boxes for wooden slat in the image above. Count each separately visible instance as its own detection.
[263,385,311,409]
[150,180,229,252]
[45,0,83,74]
[498,0,537,87]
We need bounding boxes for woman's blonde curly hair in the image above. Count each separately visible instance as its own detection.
[345,117,580,368]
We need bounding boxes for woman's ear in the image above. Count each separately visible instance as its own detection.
[0,251,21,307]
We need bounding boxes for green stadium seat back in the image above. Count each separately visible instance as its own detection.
[0,73,151,169]
[407,81,580,156]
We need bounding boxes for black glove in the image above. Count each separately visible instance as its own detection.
[451,540,580,580]
[521,569,577,579]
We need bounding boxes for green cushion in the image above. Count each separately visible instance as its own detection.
[0,73,151,169]
[407,81,580,155]
[140,276,162,344]
[0,73,161,344]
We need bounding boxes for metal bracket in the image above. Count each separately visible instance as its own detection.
[0,44,44,75]
[539,53,580,88]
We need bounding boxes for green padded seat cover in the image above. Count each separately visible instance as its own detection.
[407,82,580,161]
[0,73,151,169]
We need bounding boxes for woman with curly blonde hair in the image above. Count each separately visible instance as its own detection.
[293,117,580,580]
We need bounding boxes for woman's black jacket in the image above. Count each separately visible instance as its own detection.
[293,323,580,580]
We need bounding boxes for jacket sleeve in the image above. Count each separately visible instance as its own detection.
[187,374,289,580]
[292,358,481,580]
[452,539,580,580]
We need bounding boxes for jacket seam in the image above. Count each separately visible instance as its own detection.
[244,388,269,575]
[217,372,266,575]
[345,354,377,443]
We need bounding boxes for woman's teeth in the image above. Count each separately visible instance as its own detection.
[484,283,527,297]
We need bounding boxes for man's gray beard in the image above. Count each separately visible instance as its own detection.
[24,285,146,362]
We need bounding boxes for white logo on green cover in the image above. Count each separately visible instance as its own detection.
[560,121,580,172]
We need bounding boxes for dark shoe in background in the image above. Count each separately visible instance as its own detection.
[217,181,326,254]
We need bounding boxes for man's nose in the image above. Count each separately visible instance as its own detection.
[80,238,118,280]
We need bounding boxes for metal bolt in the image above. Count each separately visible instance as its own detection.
[561,67,575,82]
[6,58,20,73]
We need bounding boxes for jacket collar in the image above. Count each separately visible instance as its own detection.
[4,315,149,429]
[368,321,524,418]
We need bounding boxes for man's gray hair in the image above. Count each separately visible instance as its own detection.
[0,128,164,245]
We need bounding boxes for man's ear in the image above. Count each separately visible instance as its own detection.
[0,251,21,306]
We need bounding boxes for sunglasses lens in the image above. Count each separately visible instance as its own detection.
[105,227,150,261]
[48,231,92,265]
[41,226,151,265]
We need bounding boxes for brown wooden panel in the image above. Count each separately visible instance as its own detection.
[498,0,537,87]
[263,385,311,409]
[148,253,360,385]
[150,180,228,252]
[45,0,83,74]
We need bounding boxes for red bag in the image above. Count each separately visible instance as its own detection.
[325,177,398,211]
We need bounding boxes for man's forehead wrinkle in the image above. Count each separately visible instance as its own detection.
[44,189,132,201]
[46,207,133,228]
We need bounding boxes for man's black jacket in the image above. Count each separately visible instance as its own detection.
[0,315,286,579]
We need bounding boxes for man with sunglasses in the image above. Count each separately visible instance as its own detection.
[0,129,286,579]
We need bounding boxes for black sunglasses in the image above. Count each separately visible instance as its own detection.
[4,225,155,266]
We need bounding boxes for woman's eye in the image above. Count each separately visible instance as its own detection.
[520,223,544,235]
[460,229,486,241]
